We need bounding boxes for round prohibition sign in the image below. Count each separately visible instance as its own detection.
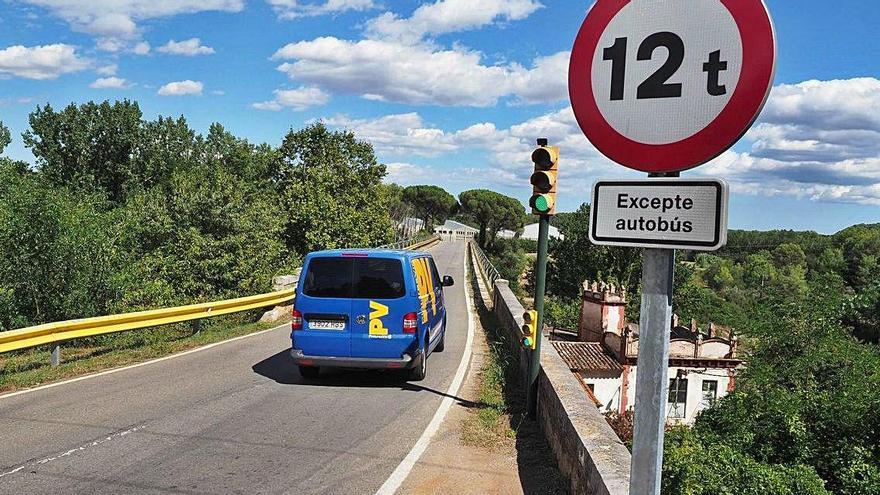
[569,0,776,173]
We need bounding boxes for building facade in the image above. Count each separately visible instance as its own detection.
[552,281,741,424]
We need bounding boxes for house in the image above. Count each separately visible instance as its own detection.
[433,220,478,241]
[521,222,564,241]
[551,281,741,424]
[496,229,517,239]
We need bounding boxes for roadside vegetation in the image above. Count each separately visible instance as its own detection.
[545,203,880,495]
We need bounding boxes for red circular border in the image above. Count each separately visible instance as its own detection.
[568,0,776,173]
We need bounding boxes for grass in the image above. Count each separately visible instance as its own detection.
[0,313,288,393]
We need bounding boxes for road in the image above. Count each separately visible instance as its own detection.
[0,241,471,495]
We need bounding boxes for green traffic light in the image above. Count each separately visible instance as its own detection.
[522,337,533,348]
[531,194,552,213]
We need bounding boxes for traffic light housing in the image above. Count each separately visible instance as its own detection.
[521,310,538,350]
[530,142,559,216]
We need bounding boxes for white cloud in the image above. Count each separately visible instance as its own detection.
[157,80,203,96]
[96,63,118,76]
[157,38,215,56]
[252,86,330,111]
[0,44,90,80]
[272,37,568,106]
[267,0,375,20]
[323,79,880,205]
[211,90,226,96]
[21,1,244,38]
[132,41,151,55]
[89,76,132,89]
[366,0,542,43]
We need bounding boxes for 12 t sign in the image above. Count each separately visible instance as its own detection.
[569,0,776,173]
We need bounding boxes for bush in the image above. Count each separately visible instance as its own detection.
[663,427,830,495]
[544,297,579,330]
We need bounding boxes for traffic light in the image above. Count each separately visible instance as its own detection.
[530,139,559,215]
[521,310,538,350]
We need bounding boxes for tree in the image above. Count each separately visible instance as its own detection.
[457,189,524,248]
[0,161,123,329]
[113,164,294,311]
[402,185,457,231]
[23,100,144,203]
[0,121,10,155]
[547,203,641,299]
[272,123,394,255]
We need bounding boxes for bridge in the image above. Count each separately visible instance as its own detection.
[0,239,629,494]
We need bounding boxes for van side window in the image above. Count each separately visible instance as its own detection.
[428,258,442,291]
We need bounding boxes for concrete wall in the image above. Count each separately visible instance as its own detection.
[477,247,631,495]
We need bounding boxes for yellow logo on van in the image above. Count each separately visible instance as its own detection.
[411,258,437,324]
[369,300,389,336]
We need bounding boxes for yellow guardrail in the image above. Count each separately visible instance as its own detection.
[0,234,443,356]
[0,289,296,354]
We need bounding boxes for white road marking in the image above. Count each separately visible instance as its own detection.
[374,244,476,495]
[0,425,146,479]
[0,324,289,401]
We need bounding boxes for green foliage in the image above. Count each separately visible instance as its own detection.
[547,203,641,299]
[663,427,830,495]
[402,184,457,229]
[485,237,529,295]
[0,121,10,155]
[113,165,295,310]
[458,189,525,249]
[544,297,579,330]
[1,101,398,334]
[0,162,123,329]
[273,123,394,255]
[23,101,145,203]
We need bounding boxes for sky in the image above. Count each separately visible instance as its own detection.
[0,0,878,234]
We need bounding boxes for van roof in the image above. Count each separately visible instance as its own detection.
[305,249,429,260]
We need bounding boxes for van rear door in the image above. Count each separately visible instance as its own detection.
[349,256,413,359]
[295,256,353,358]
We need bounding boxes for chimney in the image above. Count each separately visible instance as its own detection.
[578,279,628,342]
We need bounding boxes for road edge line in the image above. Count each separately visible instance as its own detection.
[0,323,289,401]
[374,244,477,495]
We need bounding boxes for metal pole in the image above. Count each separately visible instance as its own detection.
[50,344,61,367]
[527,214,551,419]
[629,248,675,495]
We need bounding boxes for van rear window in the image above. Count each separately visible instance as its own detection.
[302,257,405,299]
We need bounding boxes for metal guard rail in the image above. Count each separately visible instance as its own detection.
[0,235,442,355]
[470,241,502,287]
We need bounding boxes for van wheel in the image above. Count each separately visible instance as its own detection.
[435,320,446,352]
[298,366,320,379]
[409,351,427,381]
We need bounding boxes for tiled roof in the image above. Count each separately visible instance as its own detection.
[553,341,623,372]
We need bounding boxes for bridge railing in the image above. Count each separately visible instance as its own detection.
[0,234,441,361]
[469,241,503,289]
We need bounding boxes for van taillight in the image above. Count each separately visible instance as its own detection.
[403,312,418,334]
[292,309,303,331]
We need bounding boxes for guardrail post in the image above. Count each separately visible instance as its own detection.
[192,319,201,336]
[50,345,61,367]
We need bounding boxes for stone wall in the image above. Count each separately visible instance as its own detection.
[473,245,631,495]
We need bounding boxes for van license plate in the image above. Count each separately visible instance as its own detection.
[309,320,345,331]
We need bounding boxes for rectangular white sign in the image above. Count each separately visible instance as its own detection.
[589,179,729,250]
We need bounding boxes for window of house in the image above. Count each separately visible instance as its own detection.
[667,378,688,418]
[701,380,718,408]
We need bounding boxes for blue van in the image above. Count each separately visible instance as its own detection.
[290,249,454,381]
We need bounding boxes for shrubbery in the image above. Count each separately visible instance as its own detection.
[0,102,396,330]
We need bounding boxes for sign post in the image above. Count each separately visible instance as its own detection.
[568,1,775,493]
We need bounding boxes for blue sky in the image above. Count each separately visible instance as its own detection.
[0,0,878,234]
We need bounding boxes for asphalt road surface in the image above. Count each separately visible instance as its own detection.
[0,241,471,495]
